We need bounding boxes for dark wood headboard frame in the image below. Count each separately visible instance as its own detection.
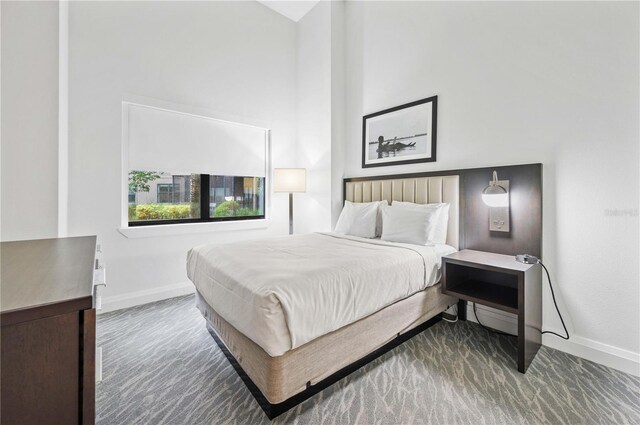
[343,163,542,258]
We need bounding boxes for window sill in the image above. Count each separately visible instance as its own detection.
[118,219,271,239]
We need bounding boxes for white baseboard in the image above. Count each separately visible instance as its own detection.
[543,330,640,377]
[98,281,195,314]
[466,303,518,335]
[465,303,639,377]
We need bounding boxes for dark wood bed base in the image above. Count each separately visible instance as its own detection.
[206,314,443,420]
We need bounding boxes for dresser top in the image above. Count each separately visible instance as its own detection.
[1,236,96,321]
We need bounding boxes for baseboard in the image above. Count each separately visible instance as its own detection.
[466,303,639,377]
[98,281,195,314]
[466,303,518,335]
[542,330,640,377]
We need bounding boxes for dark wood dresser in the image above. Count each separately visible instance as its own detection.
[1,236,97,425]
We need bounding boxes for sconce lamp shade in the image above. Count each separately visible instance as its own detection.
[481,170,509,207]
[482,185,509,207]
[274,168,306,193]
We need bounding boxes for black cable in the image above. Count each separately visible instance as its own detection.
[472,302,516,337]
[470,256,570,341]
[538,261,570,340]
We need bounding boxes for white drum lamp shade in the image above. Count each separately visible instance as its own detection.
[274,168,306,193]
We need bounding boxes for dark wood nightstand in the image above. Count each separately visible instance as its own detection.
[442,249,542,373]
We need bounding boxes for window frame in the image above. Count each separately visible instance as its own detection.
[128,174,266,227]
[121,97,271,231]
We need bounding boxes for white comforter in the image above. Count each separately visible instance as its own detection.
[187,232,452,356]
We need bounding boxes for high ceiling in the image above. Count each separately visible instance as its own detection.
[257,1,322,22]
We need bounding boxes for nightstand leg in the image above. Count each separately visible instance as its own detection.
[518,315,525,373]
[457,299,467,321]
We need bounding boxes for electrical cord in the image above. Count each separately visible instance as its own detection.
[472,302,516,337]
[538,260,570,340]
[473,256,570,340]
[442,303,458,323]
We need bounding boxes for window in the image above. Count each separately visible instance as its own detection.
[210,176,264,218]
[128,171,264,225]
[156,176,191,204]
[156,184,175,203]
[124,101,268,227]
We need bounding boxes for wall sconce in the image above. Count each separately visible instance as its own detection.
[274,168,306,235]
[482,170,510,232]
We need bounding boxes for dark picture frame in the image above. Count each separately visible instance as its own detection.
[362,96,437,168]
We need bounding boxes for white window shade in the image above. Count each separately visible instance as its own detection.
[126,103,267,177]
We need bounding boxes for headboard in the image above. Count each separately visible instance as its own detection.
[344,175,460,249]
[343,163,542,258]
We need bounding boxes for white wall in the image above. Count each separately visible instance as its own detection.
[344,1,639,373]
[330,1,346,227]
[295,1,333,234]
[67,1,297,310]
[1,1,59,241]
[295,0,346,233]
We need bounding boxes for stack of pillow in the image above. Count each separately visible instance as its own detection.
[334,200,450,246]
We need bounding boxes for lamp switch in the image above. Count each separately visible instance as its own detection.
[489,207,510,232]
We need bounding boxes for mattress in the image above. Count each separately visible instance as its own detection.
[187,232,455,356]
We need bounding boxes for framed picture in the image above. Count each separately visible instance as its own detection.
[362,96,437,168]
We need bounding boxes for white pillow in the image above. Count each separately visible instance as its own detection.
[380,204,439,245]
[433,203,450,244]
[391,201,450,244]
[334,201,385,239]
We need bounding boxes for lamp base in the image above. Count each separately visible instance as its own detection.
[288,192,293,235]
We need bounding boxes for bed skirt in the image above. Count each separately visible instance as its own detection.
[195,284,454,416]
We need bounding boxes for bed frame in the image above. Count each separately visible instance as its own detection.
[207,314,441,418]
[203,172,461,419]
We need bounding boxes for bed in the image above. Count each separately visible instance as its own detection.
[187,174,460,418]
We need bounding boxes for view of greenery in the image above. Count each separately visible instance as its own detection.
[128,171,162,193]
[212,200,261,217]
[128,171,261,222]
[128,204,192,221]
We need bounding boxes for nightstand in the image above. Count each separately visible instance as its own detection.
[442,249,542,373]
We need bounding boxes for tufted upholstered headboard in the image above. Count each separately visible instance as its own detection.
[344,175,460,249]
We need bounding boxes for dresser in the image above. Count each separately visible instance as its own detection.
[1,236,97,425]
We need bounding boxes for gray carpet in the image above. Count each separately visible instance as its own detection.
[96,295,640,424]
